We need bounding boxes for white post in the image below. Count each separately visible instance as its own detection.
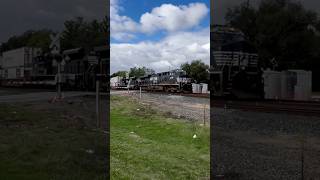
[96,80,100,128]
[203,104,206,125]
[57,61,62,99]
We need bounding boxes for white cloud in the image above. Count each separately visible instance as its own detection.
[140,3,209,33]
[111,32,136,41]
[110,0,139,41]
[111,28,210,73]
[110,1,209,41]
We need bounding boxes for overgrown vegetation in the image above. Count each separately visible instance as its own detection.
[111,95,210,179]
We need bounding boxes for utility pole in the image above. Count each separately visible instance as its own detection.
[94,46,108,129]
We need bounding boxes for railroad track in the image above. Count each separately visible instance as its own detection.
[212,100,320,117]
[120,90,320,116]
[141,91,210,98]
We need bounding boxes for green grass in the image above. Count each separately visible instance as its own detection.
[111,96,210,180]
[0,104,106,180]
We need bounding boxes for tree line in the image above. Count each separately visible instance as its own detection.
[0,16,108,55]
[111,60,210,84]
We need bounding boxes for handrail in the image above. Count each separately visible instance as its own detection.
[213,51,259,67]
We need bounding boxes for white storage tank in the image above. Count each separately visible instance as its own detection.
[263,69,312,101]
[280,71,296,100]
[289,70,312,101]
[263,70,281,100]
[200,83,209,94]
[192,83,201,94]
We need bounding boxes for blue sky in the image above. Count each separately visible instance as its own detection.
[111,0,210,43]
[110,0,210,73]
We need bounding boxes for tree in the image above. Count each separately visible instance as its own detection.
[181,60,209,83]
[226,0,320,70]
[0,17,107,54]
[129,67,154,78]
[26,29,54,53]
[111,71,127,78]
[0,29,54,54]
[60,17,107,52]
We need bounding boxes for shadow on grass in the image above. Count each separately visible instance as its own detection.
[0,100,107,180]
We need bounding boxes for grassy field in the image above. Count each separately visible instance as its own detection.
[0,101,107,180]
[111,95,210,179]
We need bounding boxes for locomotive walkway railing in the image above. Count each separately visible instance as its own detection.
[212,51,259,68]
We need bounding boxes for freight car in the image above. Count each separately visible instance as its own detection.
[0,46,109,91]
[0,47,51,87]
